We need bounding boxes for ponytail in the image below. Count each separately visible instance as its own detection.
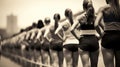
[37,20,44,29]
[86,4,95,24]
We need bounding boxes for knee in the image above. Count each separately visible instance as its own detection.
[64,53,72,62]
[83,62,90,67]
[51,51,58,57]
[42,53,49,60]
[102,52,113,61]
[85,64,90,67]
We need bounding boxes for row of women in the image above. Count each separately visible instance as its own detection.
[1,0,120,67]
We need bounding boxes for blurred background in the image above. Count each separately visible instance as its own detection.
[0,0,106,39]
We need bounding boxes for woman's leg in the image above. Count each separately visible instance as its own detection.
[41,49,49,67]
[114,50,120,67]
[58,50,63,67]
[34,51,41,67]
[0,46,1,60]
[49,49,59,67]
[101,47,114,67]
[89,50,99,67]
[35,50,42,67]
[79,48,90,67]
[63,48,72,67]
[72,51,79,67]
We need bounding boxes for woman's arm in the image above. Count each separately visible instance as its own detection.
[96,5,110,14]
[30,30,36,40]
[71,30,79,40]
[43,28,52,42]
[94,5,110,37]
[55,24,63,34]
[56,28,66,41]
[94,11,103,27]
[95,25,104,40]
[35,30,42,40]
[95,4,110,27]
[70,20,79,31]
[71,13,84,31]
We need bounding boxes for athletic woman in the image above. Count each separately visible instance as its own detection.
[40,17,51,67]
[55,9,79,67]
[71,0,103,67]
[44,13,64,67]
[95,0,120,67]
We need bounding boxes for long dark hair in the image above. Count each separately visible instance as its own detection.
[82,0,95,24]
[65,8,74,25]
[37,19,44,29]
[53,13,60,30]
[83,0,89,10]
[86,4,95,24]
[106,0,120,18]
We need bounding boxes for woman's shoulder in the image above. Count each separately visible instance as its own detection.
[97,5,110,13]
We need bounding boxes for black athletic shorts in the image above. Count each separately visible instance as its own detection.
[34,42,41,51]
[27,41,35,50]
[50,42,63,51]
[25,45,29,51]
[63,44,78,52]
[34,44,41,51]
[41,43,50,51]
[79,35,99,52]
[101,31,120,50]
[29,45,35,50]
[0,51,1,56]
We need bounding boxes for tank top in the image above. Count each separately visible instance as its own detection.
[102,7,120,31]
[41,26,50,45]
[46,22,63,44]
[78,15,97,35]
[61,20,79,45]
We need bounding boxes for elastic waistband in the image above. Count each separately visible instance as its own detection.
[81,35,96,36]
[105,30,120,33]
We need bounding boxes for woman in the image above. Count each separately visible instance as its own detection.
[0,36,2,59]
[44,13,64,67]
[71,0,102,67]
[22,23,37,67]
[95,0,120,67]
[29,20,44,67]
[55,8,79,67]
[40,17,51,67]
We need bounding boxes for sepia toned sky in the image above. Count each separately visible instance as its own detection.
[0,0,106,29]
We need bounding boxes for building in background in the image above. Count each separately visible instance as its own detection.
[6,14,18,36]
[0,29,7,40]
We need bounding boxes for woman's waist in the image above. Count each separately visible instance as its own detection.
[104,22,120,31]
[50,39,63,44]
[80,30,97,35]
[63,38,79,45]
[42,40,50,44]
[104,30,120,34]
